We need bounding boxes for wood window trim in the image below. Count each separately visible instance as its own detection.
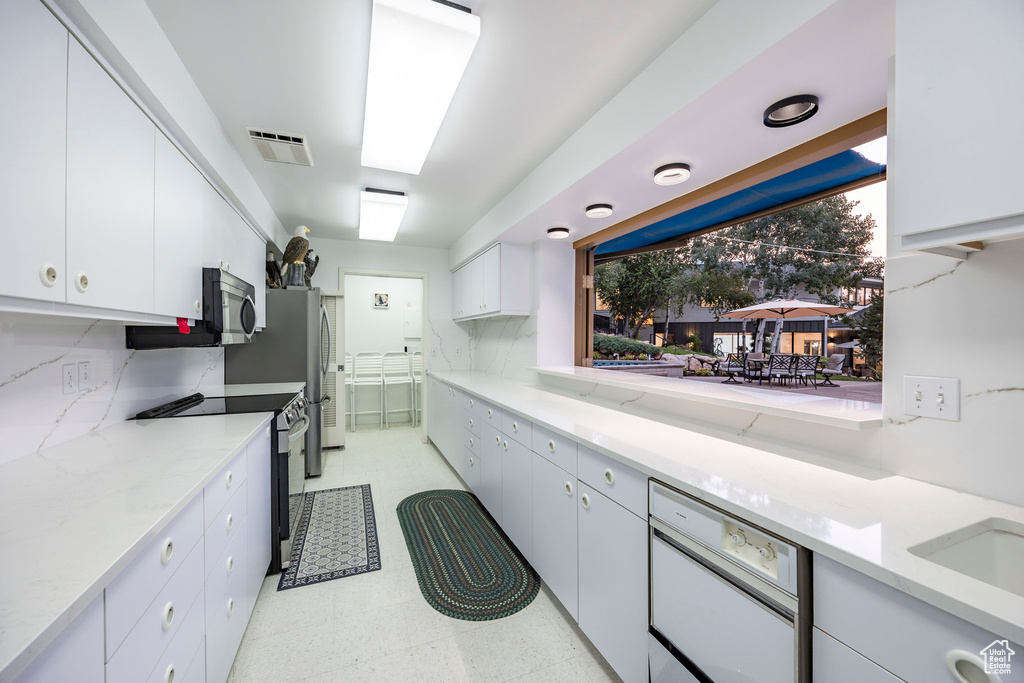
[573,109,886,367]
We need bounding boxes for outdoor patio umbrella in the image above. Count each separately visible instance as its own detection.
[834,340,860,349]
[722,299,854,354]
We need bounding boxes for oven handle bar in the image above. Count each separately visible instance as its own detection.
[288,415,310,443]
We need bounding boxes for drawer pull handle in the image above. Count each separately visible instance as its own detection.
[945,650,998,683]
[548,440,555,452]
[160,538,174,565]
[469,418,473,427]
[487,408,492,418]
[226,597,234,616]
[161,602,174,630]
[565,481,573,496]
[226,471,233,488]
[469,399,473,407]
[495,436,500,445]
[226,555,234,574]
[512,421,518,432]
[604,469,615,486]
[226,513,234,532]
[75,272,89,293]
[581,493,590,510]
[469,458,474,467]
[164,664,175,683]
[40,264,58,287]
[502,440,508,451]
[468,438,474,447]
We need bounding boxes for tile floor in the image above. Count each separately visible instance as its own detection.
[228,426,620,683]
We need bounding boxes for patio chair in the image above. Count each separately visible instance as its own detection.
[820,354,846,387]
[794,354,820,388]
[719,353,746,384]
[744,352,765,383]
[764,353,795,387]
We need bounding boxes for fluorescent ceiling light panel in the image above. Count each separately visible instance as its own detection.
[359,190,409,241]
[361,0,480,175]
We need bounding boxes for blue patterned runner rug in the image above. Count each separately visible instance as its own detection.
[397,489,540,620]
[278,484,381,590]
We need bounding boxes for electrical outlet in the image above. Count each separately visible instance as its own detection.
[455,346,461,357]
[62,364,78,395]
[78,361,92,390]
[904,375,960,421]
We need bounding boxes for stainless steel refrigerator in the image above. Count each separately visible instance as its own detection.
[225,288,332,476]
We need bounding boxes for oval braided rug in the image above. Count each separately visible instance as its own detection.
[396,489,539,621]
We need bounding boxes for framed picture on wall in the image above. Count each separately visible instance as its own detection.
[374,293,389,309]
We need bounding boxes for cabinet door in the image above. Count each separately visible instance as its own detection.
[452,266,467,319]
[66,39,155,312]
[577,483,648,683]
[500,437,532,562]
[427,379,444,448]
[444,387,464,471]
[154,134,204,319]
[246,427,272,619]
[531,453,577,618]
[202,182,226,269]
[0,0,67,303]
[469,254,485,316]
[478,423,503,523]
[463,447,481,491]
[13,595,103,683]
[813,628,902,683]
[482,245,501,314]
[232,217,266,328]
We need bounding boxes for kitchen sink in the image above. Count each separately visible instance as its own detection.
[909,518,1024,598]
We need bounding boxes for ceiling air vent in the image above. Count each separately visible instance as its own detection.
[247,128,314,166]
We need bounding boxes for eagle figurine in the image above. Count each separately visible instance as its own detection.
[266,251,282,289]
[303,249,319,288]
[280,225,310,278]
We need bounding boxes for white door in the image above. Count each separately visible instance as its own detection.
[0,0,68,303]
[202,182,225,268]
[245,429,272,619]
[67,39,156,313]
[532,453,578,618]
[500,437,532,562]
[482,245,501,314]
[452,266,467,318]
[479,423,503,523]
[577,483,648,683]
[470,254,485,316]
[321,292,345,448]
[154,134,204,319]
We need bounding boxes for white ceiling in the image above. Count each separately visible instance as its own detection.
[144,0,717,248]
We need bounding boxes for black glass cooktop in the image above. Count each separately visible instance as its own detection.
[135,392,296,419]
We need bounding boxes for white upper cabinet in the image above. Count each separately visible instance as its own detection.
[451,243,532,321]
[67,39,155,312]
[203,182,230,270]
[0,0,67,303]
[895,0,1024,251]
[235,216,267,328]
[154,134,204,319]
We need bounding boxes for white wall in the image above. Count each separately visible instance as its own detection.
[308,237,470,373]
[0,312,224,464]
[344,275,422,357]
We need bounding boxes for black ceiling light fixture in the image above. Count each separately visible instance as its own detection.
[585,203,614,218]
[546,227,570,239]
[763,94,819,128]
[653,162,691,186]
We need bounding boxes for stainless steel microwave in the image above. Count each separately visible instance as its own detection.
[125,268,257,349]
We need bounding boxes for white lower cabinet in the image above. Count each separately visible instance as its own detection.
[206,519,249,683]
[463,446,481,491]
[577,482,649,683]
[813,628,902,683]
[478,423,503,523]
[13,595,104,683]
[246,429,272,619]
[500,436,533,562]
[531,453,578,619]
[143,589,206,683]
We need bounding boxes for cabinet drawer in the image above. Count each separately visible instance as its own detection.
[814,554,1020,683]
[205,482,247,579]
[463,428,480,457]
[531,424,577,476]
[502,411,532,446]
[478,399,503,427]
[206,519,249,683]
[813,628,902,683]
[106,538,204,681]
[204,449,247,529]
[577,445,647,519]
[178,638,206,683]
[141,588,205,683]
[463,447,481,491]
[106,494,204,654]
[464,410,481,437]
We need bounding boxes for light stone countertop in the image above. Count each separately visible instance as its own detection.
[0,412,274,683]
[429,369,1024,646]
[536,366,883,430]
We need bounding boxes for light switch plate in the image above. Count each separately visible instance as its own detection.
[904,375,960,421]
[62,364,78,395]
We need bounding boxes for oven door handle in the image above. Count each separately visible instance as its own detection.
[288,415,310,443]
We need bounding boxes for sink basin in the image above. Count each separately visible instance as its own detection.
[909,519,1024,598]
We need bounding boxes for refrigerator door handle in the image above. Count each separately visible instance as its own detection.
[320,303,332,380]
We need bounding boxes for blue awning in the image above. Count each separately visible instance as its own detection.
[594,149,885,258]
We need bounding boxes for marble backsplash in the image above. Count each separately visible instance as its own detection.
[0,312,225,465]
[468,315,538,380]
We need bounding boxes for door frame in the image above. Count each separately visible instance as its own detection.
[338,267,430,442]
